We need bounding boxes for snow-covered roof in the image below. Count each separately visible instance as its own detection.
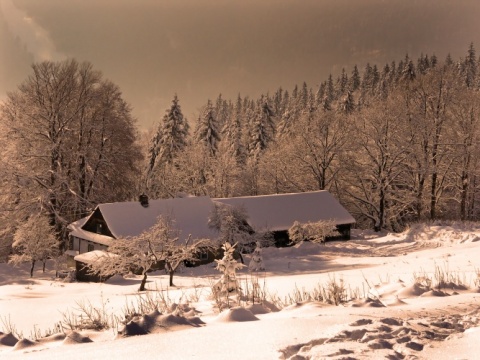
[74,250,117,264]
[91,196,218,241]
[214,191,355,232]
[67,217,114,246]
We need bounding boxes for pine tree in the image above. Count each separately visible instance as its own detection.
[248,97,275,161]
[338,90,355,114]
[430,54,438,68]
[215,94,230,130]
[221,95,245,162]
[273,87,284,116]
[299,82,309,109]
[315,81,331,111]
[377,63,391,99]
[444,53,454,68]
[326,74,335,102]
[339,68,349,94]
[195,100,221,157]
[149,94,189,168]
[464,42,477,88]
[417,53,430,75]
[402,56,416,82]
[350,65,361,91]
[214,242,245,294]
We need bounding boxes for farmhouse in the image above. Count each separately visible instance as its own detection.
[66,195,219,268]
[214,191,355,246]
[67,191,355,276]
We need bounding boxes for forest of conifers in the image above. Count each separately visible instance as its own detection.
[1,44,480,252]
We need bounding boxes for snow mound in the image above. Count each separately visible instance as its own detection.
[245,303,273,315]
[104,274,128,285]
[420,289,450,297]
[62,331,94,345]
[12,338,37,350]
[394,283,430,298]
[215,307,259,322]
[350,319,373,326]
[384,297,408,306]
[405,224,480,245]
[0,332,18,347]
[350,297,386,307]
[282,301,329,312]
[37,333,67,343]
[117,310,205,337]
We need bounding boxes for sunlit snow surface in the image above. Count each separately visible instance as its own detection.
[2,224,480,359]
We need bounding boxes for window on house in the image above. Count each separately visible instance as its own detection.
[96,223,103,234]
[87,243,94,252]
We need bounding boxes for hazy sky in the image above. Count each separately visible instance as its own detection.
[1,0,480,129]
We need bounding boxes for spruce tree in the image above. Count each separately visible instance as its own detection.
[215,243,245,295]
[338,90,355,114]
[464,43,477,88]
[248,97,275,160]
[350,65,361,91]
[221,95,245,162]
[195,100,221,157]
[149,94,189,169]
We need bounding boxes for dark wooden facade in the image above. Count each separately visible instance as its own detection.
[75,260,112,283]
[81,208,115,238]
[273,223,352,247]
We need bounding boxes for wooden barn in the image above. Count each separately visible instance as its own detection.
[214,191,355,247]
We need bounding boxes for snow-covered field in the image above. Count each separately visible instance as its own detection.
[2,223,480,359]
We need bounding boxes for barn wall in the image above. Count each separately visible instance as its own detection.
[75,261,111,282]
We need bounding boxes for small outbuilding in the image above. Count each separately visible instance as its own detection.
[74,250,117,282]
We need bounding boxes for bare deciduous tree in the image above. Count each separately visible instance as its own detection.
[0,59,142,248]
[9,215,59,277]
[87,216,213,290]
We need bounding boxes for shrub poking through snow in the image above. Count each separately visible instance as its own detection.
[248,242,265,272]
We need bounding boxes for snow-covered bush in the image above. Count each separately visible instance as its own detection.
[248,242,265,272]
[209,203,253,252]
[212,243,245,310]
[209,202,274,253]
[288,220,337,244]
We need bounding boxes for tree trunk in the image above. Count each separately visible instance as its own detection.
[139,273,147,291]
[460,171,469,221]
[30,260,36,278]
[42,259,46,273]
[169,270,175,287]
[416,175,425,220]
